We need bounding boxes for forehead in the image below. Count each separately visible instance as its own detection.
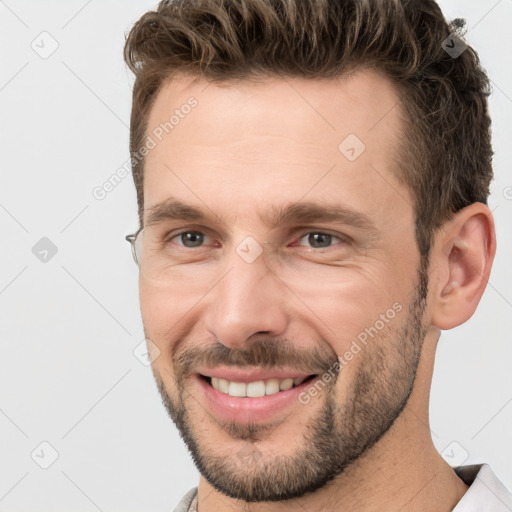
[142,69,412,232]
[147,68,402,145]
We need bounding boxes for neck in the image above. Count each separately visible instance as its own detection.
[196,329,469,511]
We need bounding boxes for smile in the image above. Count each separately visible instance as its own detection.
[195,368,322,423]
[204,375,315,398]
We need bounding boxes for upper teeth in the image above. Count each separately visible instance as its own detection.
[210,377,307,397]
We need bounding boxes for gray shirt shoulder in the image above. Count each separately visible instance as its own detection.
[173,487,198,512]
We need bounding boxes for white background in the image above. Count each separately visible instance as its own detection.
[1,1,511,510]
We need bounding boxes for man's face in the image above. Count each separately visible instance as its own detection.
[139,70,429,501]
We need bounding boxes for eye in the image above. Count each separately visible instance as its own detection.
[295,231,347,249]
[170,230,213,248]
[165,229,348,251]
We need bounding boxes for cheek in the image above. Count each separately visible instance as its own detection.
[140,281,166,329]
[139,281,181,360]
[289,266,408,356]
[139,275,199,326]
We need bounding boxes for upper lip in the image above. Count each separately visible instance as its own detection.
[197,366,316,383]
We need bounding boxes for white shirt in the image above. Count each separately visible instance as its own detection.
[174,464,512,511]
[452,464,512,511]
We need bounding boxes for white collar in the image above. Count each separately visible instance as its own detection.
[452,464,512,511]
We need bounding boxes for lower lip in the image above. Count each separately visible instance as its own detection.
[195,374,318,424]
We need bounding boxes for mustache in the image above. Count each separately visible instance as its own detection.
[174,336,340,382]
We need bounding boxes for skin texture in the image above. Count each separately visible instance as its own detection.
[138,69,495,511]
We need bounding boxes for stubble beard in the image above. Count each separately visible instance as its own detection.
[150,262,429,502]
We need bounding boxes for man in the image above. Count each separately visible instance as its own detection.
[123,0,512,510]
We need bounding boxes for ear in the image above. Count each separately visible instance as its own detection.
[429,203,496,330]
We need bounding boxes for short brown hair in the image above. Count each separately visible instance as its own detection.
[124,0,493,257]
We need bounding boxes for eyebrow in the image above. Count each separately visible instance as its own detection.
[144,196,378,233]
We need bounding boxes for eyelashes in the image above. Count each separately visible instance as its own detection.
[167,229,349,251]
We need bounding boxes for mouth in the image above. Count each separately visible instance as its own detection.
[194,369,322,424]
[199,374,318,398]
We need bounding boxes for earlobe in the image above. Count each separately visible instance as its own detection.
[430,203,496,330]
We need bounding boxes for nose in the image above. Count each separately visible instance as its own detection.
[203,243,289,350]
